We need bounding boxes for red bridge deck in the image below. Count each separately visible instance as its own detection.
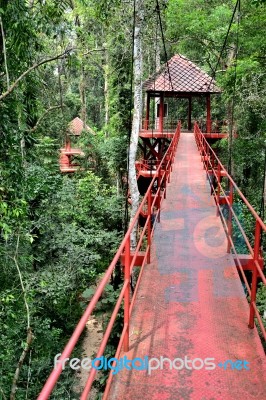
[109,132,266,399]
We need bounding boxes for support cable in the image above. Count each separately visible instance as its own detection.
[259,146,266,222]
[258,146,266,251]
[208,0,240,91]
[228,0,240,175]
[150,12,159,177]
[155,0,174,91]
[124,0,136,234]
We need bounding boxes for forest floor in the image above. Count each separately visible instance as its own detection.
[74,316,103,399]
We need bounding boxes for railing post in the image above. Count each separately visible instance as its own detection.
[168,154,172,183]
[227,181,234,253]
[206,145,210,171]
[248,220,261,329]
[203,141,207,167]
[124,237,130,351]
[211,152,215,171]
[201,136,204,163]
[157,170,161,223]
[216,163,221,216]
[147,190,152,263]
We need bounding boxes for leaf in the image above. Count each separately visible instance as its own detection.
[81,287,95,299]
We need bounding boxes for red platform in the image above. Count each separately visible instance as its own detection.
[109,132,266,399]
[139,129,175,139]
[204,133,228,139]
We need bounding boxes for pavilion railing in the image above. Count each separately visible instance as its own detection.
[196,119,230,134]
[142,117,178,131]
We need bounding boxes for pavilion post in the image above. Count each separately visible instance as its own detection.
[159,92,164,133]
[188,96,192,131]
[66,136,71,151]
[144,93,150,130]
[206,94,211,133]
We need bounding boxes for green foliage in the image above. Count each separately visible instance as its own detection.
[257,283,266,318]
[0,1,125,394]
[1,0,266,398]
[81,282,124,396]
[0,168,122,398]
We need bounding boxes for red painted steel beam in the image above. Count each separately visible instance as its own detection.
[144,93,150,130]
[120,252,146,267]
[188,96,192,131]
[159,93,164,133]
[233,254,264,272]
[204,133,228,139]
[207,169,227,177]
[206,94,211,133]
[139,131,175,139]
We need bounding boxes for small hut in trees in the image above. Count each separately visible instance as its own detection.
[59,117,89,173]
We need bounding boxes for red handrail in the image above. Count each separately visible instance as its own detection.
[196,119,230,134]
[194,122,266,338]
[38,122,181,400]
[142,117,178,131]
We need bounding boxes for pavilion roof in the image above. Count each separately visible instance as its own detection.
[68,117,88,136]
[143,54,221,94]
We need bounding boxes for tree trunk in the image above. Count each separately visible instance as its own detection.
[79,64,87,126]
[128,0,144,249]
[262,148,266,212]
[104,45,110,133]
[154,38,161,129]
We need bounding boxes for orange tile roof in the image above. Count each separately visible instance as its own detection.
[68,117,88,136]
[144,54,221,94]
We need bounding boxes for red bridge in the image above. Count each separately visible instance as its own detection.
[39,54,265,399]
[38,122,266,399]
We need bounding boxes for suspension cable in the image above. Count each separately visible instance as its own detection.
[208,0,240,91]
[124,0,136,234]
[228,0,240,175]
[259,146,266,221]
[155,0,174,91]
[151,11,159,176]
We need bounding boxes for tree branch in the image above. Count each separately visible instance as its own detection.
[30,105,65,132]
[10,328,33,400]
[9,236,33,400]
[0,48,73,101]
[82,48,105,56]
[0,387,7,400]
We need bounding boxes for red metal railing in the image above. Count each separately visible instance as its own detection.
[38,122,181,400]
[142,117,178,131]
[135,159,161,175]
[196,119,230,134]
[194,122,266,338]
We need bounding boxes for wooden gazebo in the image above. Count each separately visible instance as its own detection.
[143,54,221,133]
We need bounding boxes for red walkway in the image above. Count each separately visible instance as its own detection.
[110,132,266,399]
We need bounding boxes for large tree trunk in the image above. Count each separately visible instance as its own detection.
[128,0,144,249]
[79,64,87,126]
[227,100,235,176]
[154,35,161,128]
[104,45,110,132]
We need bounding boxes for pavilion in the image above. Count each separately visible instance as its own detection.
[143,54,221,134]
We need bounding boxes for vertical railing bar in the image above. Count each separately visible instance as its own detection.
[249,220,261,329]
[124,237,130,351]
